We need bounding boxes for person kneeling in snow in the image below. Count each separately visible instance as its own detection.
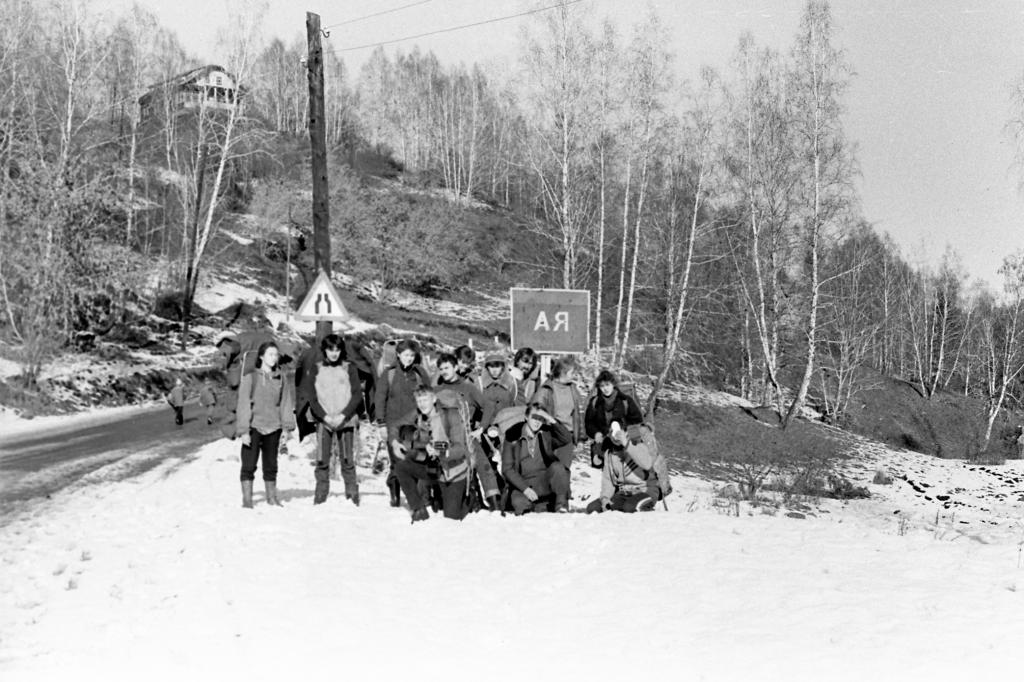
[585,422,659,514]
[501,405,573,515]
[393,387,471,522]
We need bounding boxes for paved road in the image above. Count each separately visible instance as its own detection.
[0,402,223,516]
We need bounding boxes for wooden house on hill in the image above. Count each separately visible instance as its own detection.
[139,65,243,123]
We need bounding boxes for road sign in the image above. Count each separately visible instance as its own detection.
[510,288,589,353]
[295,271,350,322]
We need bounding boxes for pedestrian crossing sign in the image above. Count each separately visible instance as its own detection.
[295,271,350,322]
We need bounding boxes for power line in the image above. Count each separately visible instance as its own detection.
[322,0,434,31]
[329,0,586,53]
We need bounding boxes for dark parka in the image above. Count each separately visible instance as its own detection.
[584,388,645,440]
[478,369,517,430]
[375,363,432,439]
[501,420,573,492]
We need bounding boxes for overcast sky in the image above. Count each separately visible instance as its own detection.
[97,0,1024,289]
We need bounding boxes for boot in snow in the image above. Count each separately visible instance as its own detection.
[313,478,329,505]
[411,507,430,523]
[388,479,401,508]
[241,480,254,509]
[265,481,283,506]
[486,495,502,513]
[346,490,360,507]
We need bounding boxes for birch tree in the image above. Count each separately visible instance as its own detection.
[520,2,595,288]
[782,0,854,428]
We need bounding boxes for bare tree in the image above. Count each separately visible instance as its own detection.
[520,2,595,288]
[647,67,721,417]
[782,0,855,428]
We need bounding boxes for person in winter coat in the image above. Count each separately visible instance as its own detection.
[584,369,645,468]
[477,353,516,490]
[479,353,517,431]
[236,341,296,508]
[509,347,539,406]
[585,423,658,513]
[198,380,218,425]
[167,378,186,426]
[501,405,573,514]
[375,339,432,507]
[435,353,500,511]
[393,387,471,522]
[533,356,584,508]
[301,334,363,506]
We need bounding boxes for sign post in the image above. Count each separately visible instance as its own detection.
[510,288,590,382]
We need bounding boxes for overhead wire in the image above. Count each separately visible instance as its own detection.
[321,0,434,31]
[326,0,587,53]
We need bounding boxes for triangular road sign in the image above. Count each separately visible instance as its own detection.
[295,271,351,321]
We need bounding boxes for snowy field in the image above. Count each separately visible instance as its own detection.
[3,433,1024,681]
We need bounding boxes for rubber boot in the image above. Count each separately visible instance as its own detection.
[265,481,283,507]
[388,479,401,508]
[241,480,253,509]
[486,494,501,513]
[313,481,328,505]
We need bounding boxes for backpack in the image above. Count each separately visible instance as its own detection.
[377,339,399,379]
[432,388,474,483]
[629,424,672,498]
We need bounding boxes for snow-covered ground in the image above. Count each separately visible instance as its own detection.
[3,431,1024,681]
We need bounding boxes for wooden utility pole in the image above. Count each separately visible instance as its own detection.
[306,11,332,341]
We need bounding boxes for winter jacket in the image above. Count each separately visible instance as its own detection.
[300,360,362,432]
[478,369,517,430]
[235,368,296,437]
[600,439,654,504]
[501,420,573,492]
[375,363,432,438]
[435,375,484,426]
[535,380,584,443]
[167,385,185,408]
[584,389,645,440]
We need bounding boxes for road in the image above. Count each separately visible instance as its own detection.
[0,401,223,516]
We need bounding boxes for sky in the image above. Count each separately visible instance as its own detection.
[94,0,1024,289]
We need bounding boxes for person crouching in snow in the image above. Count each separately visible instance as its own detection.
[301,334,363,506]
[235,341,296,508]
[167,377,186,426]
[199,380,217,425]
[501,405,573,515]
[585,422,658,513]
[394,386,471,522]
[584,369,644,469]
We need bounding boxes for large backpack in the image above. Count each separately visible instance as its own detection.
[539,381,582,440]
[629,424,672,498]
[432,388,474,483]
[377,339,399,379]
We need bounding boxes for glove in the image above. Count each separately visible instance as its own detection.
[240,433,251,447]
[391,439,407,460]
[523,487,539,503]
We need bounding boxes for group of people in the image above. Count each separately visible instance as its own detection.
[226,334,669,521]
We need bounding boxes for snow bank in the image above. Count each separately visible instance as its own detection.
[0,402,163,443]
[3,435,1024,681]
